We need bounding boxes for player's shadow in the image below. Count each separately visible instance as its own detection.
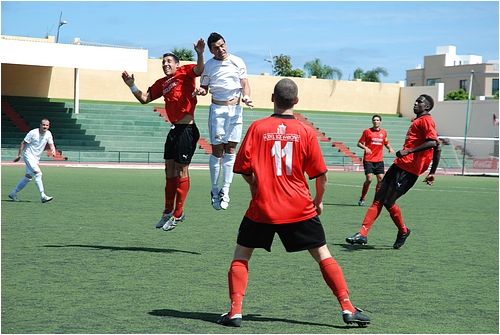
[333,243,393,251]
[324,202,360,207]
[43,244,201,255]
[2,199,32,203]
[149,308,358,329]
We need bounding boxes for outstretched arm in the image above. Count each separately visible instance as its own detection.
[121,71,152,104]
[192,38,205,76]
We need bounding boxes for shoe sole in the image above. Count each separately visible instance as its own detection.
[41,198,53,203]
[345,239,367,245]
[8,195,19,202]
[344,320,370,327]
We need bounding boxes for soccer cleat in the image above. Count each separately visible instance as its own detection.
[219,190,230,210]
[211,190,221,210]
[161,212,185,231]
[8,192,19,202]
[393,228,411,249]
[345,232,368,245]
[155,211,173,229]
[41,195,53,203]
[342,307,370,327]
[216,313,242,327]
[358,198,365,206]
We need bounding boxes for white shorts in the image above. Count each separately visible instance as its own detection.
[208,104,243,145]
[23,154,41,176]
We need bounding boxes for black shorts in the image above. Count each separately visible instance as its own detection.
[164,123,200,164]
[363,161,385,175]
[375,164,418,205]
[236,216,327,253]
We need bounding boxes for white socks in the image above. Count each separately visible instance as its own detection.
[222,153,236,196]
[13,176,31,194]
[34,173,46,197]
[210,153,236,196]
[209,155,221,193]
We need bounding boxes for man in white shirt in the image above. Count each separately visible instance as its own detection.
[195,32,253,210]
[9,119,56,203]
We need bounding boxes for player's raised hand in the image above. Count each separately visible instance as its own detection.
[194,38,205,54]
[121,71,135,87]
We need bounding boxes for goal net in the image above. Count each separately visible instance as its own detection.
[438,136,499,176]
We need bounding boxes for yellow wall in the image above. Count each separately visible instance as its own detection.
[2,60,401,115]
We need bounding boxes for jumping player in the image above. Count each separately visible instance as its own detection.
[357,115,394,206]
[9,118,56,203]
[121,38,205,231]
[216,78,370,328]
[346,94,441,249]
[194,32,253,211]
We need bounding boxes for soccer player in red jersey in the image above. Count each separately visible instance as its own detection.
[346,94,441,249]
[121,38,205,231]
[357,115,395,206]
[216,78,370,328]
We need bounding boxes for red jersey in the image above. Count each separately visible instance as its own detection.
[148,64,198,123]
[394,114,438,176]
[358,128,389,162]
[234,114,328,224]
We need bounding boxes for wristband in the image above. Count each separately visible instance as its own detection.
[130,84,139,93]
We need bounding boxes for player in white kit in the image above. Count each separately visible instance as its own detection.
[9,119,56,203]
[195,32,253,210]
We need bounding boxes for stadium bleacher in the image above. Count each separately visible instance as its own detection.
[1,96,463,168]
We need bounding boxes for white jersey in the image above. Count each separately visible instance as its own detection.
[23,128,54,160]
[201,54,248,101]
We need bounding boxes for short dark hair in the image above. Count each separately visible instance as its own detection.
[372,114,382,121]
[162,52,179,63]
[207,32,225,48]
[273,78,298,109]
[419,94,434,111]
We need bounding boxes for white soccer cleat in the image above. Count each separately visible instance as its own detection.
[211,190,221,210]
[162,212,185,231]
[155,211,173,229]
[8,192,19,202]
[41,195,54,203]
[219,190,230,210]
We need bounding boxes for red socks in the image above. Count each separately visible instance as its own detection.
[164,177,190,218]
[173,177,189,218]
[319,258,355,313]
[388,204,407,234]
[360,182,370,200]
[164,177,178,214]
[360,200,383,236]
[228,259,248,317]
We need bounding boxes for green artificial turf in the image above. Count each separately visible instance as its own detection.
[1,166,498,333]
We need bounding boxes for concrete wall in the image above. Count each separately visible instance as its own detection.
[2,60,401,115]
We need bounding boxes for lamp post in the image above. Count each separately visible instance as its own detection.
[55,11,67,43]
[461,70,474,175]
[264,50,274,75]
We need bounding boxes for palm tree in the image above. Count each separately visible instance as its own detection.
[304,58,342,80]
[170,47,194,61]
[353,67,388,82]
